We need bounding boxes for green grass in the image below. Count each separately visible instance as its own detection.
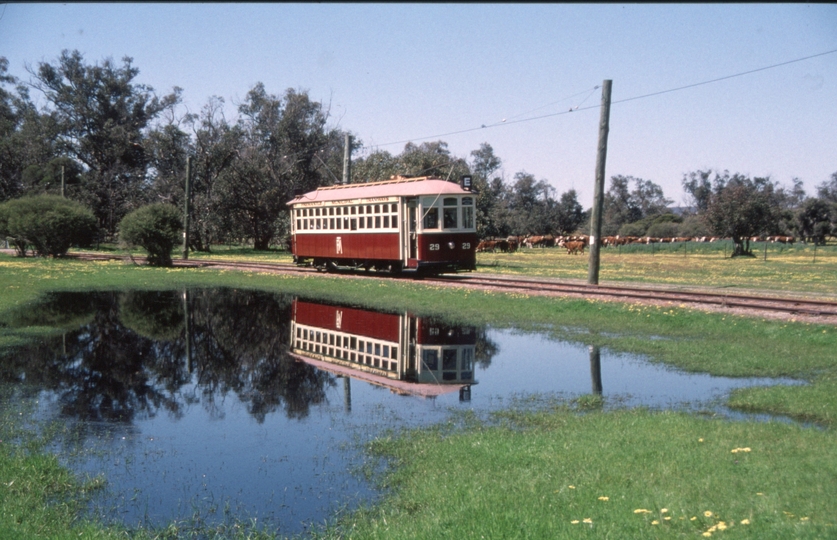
[477,240,837,296]
[1,252,837,538]
[316,408,837,539]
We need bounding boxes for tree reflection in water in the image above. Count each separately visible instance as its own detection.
[0,290,335,429]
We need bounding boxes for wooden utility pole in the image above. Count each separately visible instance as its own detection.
[342,133,352,185]
[587,80,613,285]
[182,156,192,260]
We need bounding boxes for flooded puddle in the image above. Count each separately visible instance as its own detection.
[0,289,796,535]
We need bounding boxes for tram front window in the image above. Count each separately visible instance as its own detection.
[443,198,458,229]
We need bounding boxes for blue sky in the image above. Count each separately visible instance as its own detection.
[2,3,835,206]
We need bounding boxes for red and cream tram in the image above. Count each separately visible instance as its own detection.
[288,176,478,274]
[289,299,476,398]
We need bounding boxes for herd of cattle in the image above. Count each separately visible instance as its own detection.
[475,234,797,255]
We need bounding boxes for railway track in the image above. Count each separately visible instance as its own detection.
[431,274,837,319]
[60,252,837,321]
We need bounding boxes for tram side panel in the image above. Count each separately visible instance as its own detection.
[294,232,401,264]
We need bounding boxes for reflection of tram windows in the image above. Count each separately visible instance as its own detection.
[422,349,439,371]
[461,348,474,380]
[442,349,458,380]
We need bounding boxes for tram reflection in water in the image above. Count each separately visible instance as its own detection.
[290,299,476,401]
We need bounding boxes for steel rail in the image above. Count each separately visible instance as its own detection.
[61,252,837,318]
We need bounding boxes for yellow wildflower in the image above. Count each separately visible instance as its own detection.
[571,520,579,524]
[741,519,751,525]
[568,485,575,489]
[583,518,593,524]
[702,533,712,537]
[717,522,727,530]
[634,509,652,514]
[651,520,659,525]
[704,511,713,517]
[598,496,609,501]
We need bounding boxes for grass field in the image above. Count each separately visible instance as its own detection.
[476,240,837,296]
[0,249,835,539]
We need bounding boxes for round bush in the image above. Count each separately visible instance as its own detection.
[0,195,98,257]
[119,204,182,266]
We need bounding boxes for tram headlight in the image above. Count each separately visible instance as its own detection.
[448,241,455,250]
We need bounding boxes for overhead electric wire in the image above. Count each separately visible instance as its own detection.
[360,47,837,152]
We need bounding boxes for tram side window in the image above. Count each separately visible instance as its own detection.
[423,207,438,229]
[443,198,458,229]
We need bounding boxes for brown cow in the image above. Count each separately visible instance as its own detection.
[564,241,585,255]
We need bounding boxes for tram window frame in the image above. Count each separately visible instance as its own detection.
[443,198,458,229]
[422,349,438,371]
[391,347,398,359]
[383,215,389,228]
[423,207,439,229]
[443,349,458,371]
[330,218,335,229]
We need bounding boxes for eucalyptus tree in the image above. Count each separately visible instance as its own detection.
[817,172,837,204]
[221,84,337,250]
[795,197,833,245]
[603,175,671,235]
[1,58,63,201]
[705,173,782,257]
[28,50,180,236]
[350,148,398,184]
[181,97,244,250]
[395,140,469,180]
[469,143,505,238]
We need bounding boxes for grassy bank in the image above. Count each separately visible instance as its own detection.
[1,253,836,538]
[318,408,836,539]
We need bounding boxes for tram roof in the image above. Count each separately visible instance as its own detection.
[287,176,471,205]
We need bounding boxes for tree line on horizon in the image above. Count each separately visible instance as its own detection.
[1,50,835,257]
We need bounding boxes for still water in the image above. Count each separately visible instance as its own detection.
[0,289,795,536]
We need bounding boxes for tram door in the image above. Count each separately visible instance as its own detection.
[405,198,418,267]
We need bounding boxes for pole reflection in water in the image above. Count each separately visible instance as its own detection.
[589,345,603,395]
[289,299,477,400]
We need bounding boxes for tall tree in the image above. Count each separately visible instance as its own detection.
[817,172,837,204]
[351,148,398,183]
[469,143,504,238]
[1,57,62,202]
[553,189,585,235]
[705,173,781,257]
[396,141,468,180]
[681,170,714,214]
[603,175,671,235]
[183,96,243,251]
[28,50,180,235]
[795,198,832,245]
[222,84,335,250]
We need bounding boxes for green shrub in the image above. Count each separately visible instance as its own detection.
[118,203,182,266]
[0,195,98,257]
[646,221,680,238]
